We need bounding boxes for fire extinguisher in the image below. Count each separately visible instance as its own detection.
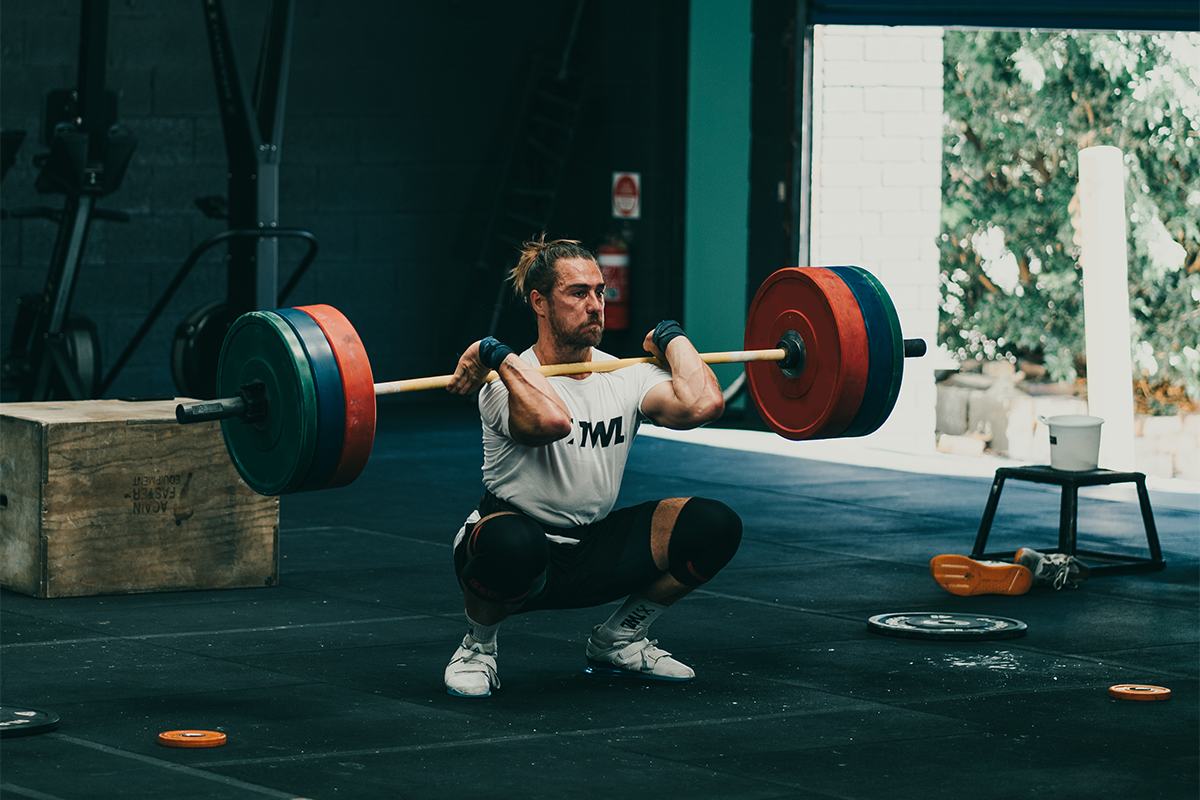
[597,236,629,330]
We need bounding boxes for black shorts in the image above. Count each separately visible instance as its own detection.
[454,492,661,613]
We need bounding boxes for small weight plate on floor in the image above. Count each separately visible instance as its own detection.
[218,311,319,495]
[1109,684,1171,701]
[297,304,376,489]
[867,612,1028,640]
[273,307,346,493]
[158,729,228,748]
[744,267,870,439]
[0,705,60,738]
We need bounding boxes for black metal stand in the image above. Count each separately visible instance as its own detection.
[203,0,296,315]
[970,465,1166,575]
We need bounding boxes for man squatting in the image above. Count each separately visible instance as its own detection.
[442,235,743,698]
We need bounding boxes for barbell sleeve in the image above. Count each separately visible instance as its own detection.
[175,381,269,425]
[176,396,248,424]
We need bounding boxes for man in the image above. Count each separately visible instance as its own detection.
[442,236,743,698]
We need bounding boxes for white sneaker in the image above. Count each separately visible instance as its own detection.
[444,637,499,698]
[1016,548,1090,590]
[584,626,695,682]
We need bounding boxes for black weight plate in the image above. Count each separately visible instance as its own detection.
[273,307,346,493]
[867,612,1027,641]
[217,311,318,495]
[828,267,898,437]
[63,315,101,398]
[172,300,238,399]
[0,705,61,738]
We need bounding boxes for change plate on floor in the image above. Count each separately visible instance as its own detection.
[1109,684,1171,701]
[867,612,1027,640]
[158,729,228,748]
[0,705,61,738]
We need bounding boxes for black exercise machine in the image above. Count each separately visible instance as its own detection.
[1,0,136,401]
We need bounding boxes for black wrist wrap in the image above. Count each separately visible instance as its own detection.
[652,320,686,354]
[478,337,515,370]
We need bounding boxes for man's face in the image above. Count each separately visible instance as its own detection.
[543,257,605,350]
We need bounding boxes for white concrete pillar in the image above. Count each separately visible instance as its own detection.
[1078,145,1136,471]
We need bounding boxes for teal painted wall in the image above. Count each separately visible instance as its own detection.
[686,0,752,393]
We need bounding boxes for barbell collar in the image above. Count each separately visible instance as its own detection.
[776,330,806,378]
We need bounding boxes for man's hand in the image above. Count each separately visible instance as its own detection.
[446,341,495,395]
[644,320,685,361]
[642,329,664,360]
[447,337,517,395]
[446,339,573,445]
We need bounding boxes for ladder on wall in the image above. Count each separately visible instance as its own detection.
[470,1,587,342]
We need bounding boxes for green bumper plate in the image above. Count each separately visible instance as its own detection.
[218,311,319,495]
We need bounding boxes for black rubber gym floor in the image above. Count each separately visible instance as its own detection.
[2,403,1197,800]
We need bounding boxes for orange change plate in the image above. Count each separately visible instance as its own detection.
[158,729,228,748]
[1109,684,1171,701]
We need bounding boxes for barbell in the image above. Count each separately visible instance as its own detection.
[177,266,926,496]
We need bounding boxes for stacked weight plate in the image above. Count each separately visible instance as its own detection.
[217,305,375,495]
[743,266,905,441]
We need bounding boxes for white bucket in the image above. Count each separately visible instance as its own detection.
[1040,415,1104,471]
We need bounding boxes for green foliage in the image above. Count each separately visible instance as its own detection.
[939,30,1200,408]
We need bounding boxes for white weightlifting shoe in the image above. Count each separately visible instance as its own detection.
[444,637,499,698]
[584,626,695,682]
[1016,548,1090,590]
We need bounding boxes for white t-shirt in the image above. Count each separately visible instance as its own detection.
[476,347,672,529]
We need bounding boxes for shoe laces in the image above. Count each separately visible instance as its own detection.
[1038,553,1078,590]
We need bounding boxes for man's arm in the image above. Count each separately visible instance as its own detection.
[638,321,725,430]
[446,338,572,446]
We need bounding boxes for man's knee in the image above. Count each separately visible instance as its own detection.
[459,513,548,603]
[665,498,742,586]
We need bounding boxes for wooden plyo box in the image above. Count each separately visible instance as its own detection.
[1,400,279,598]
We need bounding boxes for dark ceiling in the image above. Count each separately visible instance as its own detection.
[808,1,1200,32]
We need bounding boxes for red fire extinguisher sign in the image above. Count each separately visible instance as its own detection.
[612,172,640,219]
[597,238,629,330]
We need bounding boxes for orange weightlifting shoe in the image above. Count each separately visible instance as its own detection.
[929,554,1033,596]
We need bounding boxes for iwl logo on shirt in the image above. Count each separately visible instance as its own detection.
[566,417,627,448]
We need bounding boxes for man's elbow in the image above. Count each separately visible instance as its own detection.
[695,393,725,425]
[673,392,724,429]
[512,408,573,445]
[542,410,574,440]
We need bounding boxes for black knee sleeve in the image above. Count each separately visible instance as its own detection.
[666,498,742,586]
[458,514,548,603]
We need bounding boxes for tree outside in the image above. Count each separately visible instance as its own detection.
[939,30,1200,414]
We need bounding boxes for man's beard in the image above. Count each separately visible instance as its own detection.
[548,303,604,350]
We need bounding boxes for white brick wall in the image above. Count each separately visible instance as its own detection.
[810,24,944,453]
